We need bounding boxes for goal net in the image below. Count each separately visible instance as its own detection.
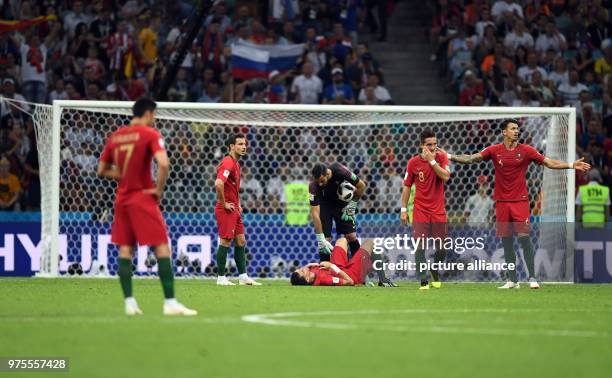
[31,101,575,282]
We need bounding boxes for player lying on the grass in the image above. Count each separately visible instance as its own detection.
[97,97,196,316]
[443,118,591,289]
[400,129,450,290]
[290,238,397,286]
[309,163,366,261]
[214,134,261,286]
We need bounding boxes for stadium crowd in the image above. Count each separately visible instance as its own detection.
[428,0,612,192]
[0,0,392,211]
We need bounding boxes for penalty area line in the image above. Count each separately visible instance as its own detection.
[241,309,610,338]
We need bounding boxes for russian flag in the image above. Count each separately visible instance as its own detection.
[231,41,304,80]
[231,44,269,80]
[261,43,304,72]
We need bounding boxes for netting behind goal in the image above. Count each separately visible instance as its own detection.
[33,102,574,281]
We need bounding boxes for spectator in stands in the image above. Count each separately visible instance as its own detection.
[594,46,612,82]
[512,85,540,107]
[107,20,134,75]
[491,0,523,23]
[535,19,567,56]
[496,75,519,106]
[581,118,606,150]
[266,164,291,213]
[503,18,534,51]
[376,162,403,213]
[558,70,588,106]
[463,175,494,224]
[139,15,161,67]
[267,70,289,104]
[531,70,554,104]
[83,47,105,82]
[17,32,56,104]
[241,166,264,212]
[458,70,484,106]
[23,144,39,210]
[448,26,475,79]
[475,6,495,40]
[323,67,355,104]
[587,7,612,49]
[548,56,569,88]
[359,85,379,105]
[197,81,221,103]
[205,1,231,33]
[63,0,90,38]
[291,61,323,104]
[0,78,27,118]
[0,157,21,211]
[358,74,391,104]
[517,51,547,85]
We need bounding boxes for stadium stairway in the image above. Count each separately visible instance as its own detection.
[368,0,455,105]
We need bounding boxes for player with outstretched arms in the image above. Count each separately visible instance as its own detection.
[214,134,261,286]
[97,97,197,316]
[443,119,590,289]
[290,238,395,286]
[400,129,451,290]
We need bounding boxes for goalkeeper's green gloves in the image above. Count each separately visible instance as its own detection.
[316,233,333,256]
[341,200,358,225]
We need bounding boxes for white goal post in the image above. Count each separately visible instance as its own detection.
[33,101,575,280]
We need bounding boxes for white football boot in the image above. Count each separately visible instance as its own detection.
[125,297,143,316]
[163,300,198,316]
[529,277,540,289]
[238,274,262,286]
[498,281,520,289]
[216,276,236,286]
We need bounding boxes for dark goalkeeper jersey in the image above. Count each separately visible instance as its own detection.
[309,163,360,208]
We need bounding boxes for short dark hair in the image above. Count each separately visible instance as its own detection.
[226,134,246,149]
[290,271,308,285]
[312,164,327,179]
[132,97,156,117]
[420,129,436,145]
[501,119,520,130]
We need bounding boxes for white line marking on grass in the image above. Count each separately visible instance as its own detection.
[241,309,611,338]
[0,315,243,325]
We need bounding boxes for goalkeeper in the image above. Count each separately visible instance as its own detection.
[290,238,397,286]
[309,163,366,261]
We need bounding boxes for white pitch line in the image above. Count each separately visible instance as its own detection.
[241,309,611,338]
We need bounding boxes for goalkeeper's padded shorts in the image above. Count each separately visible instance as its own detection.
[320,204,356,237]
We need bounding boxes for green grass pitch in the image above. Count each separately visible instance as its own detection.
[1,279,611,378]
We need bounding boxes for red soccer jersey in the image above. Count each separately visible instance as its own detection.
[403,153,449,215]
[480,143,546,201]
[310,267,343,286]
[99,125,165,196]
[216,156,241,205]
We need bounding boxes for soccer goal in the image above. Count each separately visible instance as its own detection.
[32,101,575,281]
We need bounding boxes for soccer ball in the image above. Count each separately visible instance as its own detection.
[337,181,355,202]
